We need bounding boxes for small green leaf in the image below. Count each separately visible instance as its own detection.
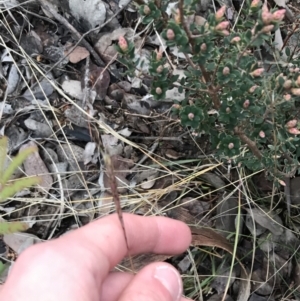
[1,146,37,185]
[0,221,29,235]
[0,176,40,202]
[0,136,8,175]
[0,261,7,276]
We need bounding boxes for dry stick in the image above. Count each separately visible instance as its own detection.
[234,127,262,159]
[37,0,105,67]
[103,154,134,272]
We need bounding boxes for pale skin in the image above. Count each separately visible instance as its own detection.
[0,213,192,301]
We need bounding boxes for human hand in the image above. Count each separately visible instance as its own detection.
[0,213,192,301]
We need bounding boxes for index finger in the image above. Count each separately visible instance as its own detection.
[53,213,191,281]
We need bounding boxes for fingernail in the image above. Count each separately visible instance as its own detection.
[154,266,182,301]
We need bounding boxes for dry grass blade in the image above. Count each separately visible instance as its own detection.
[103,153,135,272]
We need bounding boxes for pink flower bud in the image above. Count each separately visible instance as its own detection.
[250,0,260,8]
[249,85,258,93]
[155,49,163,61]
[200,43,207,52]
[231,36,241,43]
[283,80,292,89]
[118,36,128,52]
[272,9,285,21]
[143,5,151,15]
[250,68,264,77]
[291,88,300,96]
[156,87,162,94]
[228,143,234,149]
[284,94,291,101]
[226,107,231,113]
[286,119,298,128]
[220,30,230,36]
[188,113,195,120]
[215,6,226,21]
[259,131,265,138]
[243,99,250,108]
[223,67,230,75]
[289,68,295,73]
[166,29,175,40]
[295,68,300,72]
[262,11,273,24]
[156,65,163,73]
[172,104,181,109]
[215,21,230,31]
[288,127,300,135]
[261,25,274,33]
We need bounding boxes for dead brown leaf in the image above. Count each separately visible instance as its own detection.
[20,141,53,193]
[64,45,90,64]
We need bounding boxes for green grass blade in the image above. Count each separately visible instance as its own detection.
[0,221,29,235]
[0,261,6,276]
[0,176,40,202]
[0,136,8,178]
[1,146,37,185]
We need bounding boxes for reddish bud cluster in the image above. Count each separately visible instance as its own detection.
[231,36,241,43]
[250,68,264,77]
[286,120,300,135]
[143,5,151,15]
[200,43,207,52]
[188,113,195,120]
[118,36,128,52]
[243,99,250,108]
[250,0,260,8]
[215,21,230,31]
[286,119,297,128]
[223,67,230,75]
[215,6,226,21]
[166,29,175,40]
[261,4,285,24]
[249,85,258,93]
[283,80,292,89]
[259,131,265,138]
[156,87,162,94]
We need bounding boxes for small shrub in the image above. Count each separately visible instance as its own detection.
[117,0,300,182]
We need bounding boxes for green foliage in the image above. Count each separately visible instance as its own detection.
[117,0,299,180]
[0,136,40,235]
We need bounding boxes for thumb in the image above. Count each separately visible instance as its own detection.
[118,262,183,301]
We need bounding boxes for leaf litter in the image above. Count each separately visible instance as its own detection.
[0,1,299,300]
